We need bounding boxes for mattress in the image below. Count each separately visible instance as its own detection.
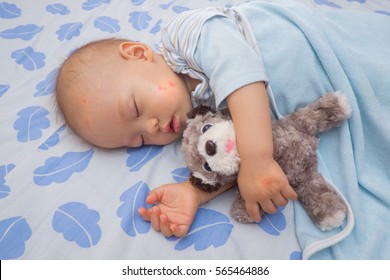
[1,0,389,260]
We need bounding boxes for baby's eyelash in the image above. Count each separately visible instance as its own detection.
[134,101,140,117]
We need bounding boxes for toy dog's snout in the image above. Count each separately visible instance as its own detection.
[205,140,217,156]
[197,120,240,176]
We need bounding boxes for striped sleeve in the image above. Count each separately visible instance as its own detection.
[160,7,227,74]
[159,6,267,109]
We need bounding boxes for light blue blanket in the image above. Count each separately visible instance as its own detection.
[241,0,390,259]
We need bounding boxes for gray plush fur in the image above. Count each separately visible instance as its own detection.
[181,92,351,231]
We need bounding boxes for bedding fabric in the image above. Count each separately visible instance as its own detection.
[0,0,389,260]
[241,0,390,259]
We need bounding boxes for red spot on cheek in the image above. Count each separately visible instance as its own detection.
[82,97,87,104]
[158,81,175,92]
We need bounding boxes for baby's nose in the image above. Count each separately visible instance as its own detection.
[146,118,159,135]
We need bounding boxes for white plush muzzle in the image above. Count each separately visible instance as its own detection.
[197,121,240,175]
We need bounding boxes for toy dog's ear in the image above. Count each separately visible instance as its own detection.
[187,105,216,119]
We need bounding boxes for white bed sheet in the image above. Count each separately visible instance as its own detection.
[0,0,387,260]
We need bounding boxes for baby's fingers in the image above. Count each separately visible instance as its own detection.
[146,188,163,204]
[159,214,173,237]
[138,207,152,221]
[272,194,288,207]
[282,186,298,200]
[245,201,262,222]
[150,206,162,232]
[260,200,278,214]
[171,224,190,238]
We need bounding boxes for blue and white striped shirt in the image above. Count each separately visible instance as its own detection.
[159,4,268,109]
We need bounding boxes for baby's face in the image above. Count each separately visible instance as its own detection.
[72,43,193,148]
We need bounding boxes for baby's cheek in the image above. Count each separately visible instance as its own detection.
[156,80,180,101]
[157,80,175,92]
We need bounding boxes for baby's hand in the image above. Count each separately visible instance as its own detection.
[138,180,201,237]
[238,158,297,222]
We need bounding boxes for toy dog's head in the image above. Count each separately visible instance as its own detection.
[181,106,240,193]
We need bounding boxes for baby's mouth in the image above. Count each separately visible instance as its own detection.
[164,116,180,134]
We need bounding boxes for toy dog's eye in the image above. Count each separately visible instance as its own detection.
[201,123,213,134]
[203,162,212,172]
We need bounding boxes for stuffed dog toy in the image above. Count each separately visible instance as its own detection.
[181,93,350,231]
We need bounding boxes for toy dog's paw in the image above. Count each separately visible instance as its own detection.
[318,209,346,231]
[233,212,255,224]
[332,91,352,118]
[231,194,255,224]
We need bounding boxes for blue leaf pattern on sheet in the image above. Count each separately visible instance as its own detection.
[149,19,163,34]
[34,69,58,97]
[132,0,146,6]
[376,10,390,16]
[0,164,15,199]
[0,216,32,259]
[52,202,101,248]
[172,6,191,14]
[46,3,70,15]
[290,251,303,260]
[1,163,15,176]
[257,206,286,236]
[171,167,190,183]
[11,47,46,71]
[0,84,10,97]
[82,0,111,11]
[126,145,163,172]
[169,208,233,251]
[56,22,83,41]
[38,125,66,150]
[128,11,152,31]
[0,184,11,199]
[0,24,43,40]
[117,181,152,237]
[33,149,94,186]
[94,16,120,33]
[160,1,174,10]
[13,106,50,142]
[0,2,21,19]
[313,0,341,8]
[1,0,379,260]
[347,0,365,3]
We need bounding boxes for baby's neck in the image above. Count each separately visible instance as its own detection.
[181,74,201,93]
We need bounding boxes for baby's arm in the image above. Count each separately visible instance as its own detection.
[139,179,235,237]
[227,82,297,221]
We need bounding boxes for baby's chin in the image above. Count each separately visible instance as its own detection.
[167,133,183,145]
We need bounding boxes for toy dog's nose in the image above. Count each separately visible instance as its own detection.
[205,140,217,156]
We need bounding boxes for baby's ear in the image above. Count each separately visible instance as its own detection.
[119,42,153,61]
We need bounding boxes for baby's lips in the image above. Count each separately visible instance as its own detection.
[172,116,181,133]
[163,116,181,133]
[163,117,176,133]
